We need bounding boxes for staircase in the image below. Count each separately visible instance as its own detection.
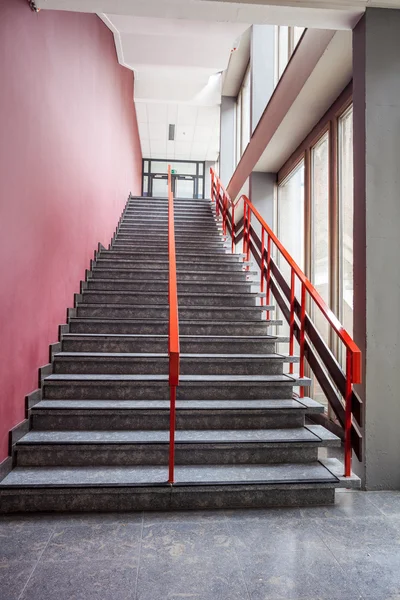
[0,195,342,512]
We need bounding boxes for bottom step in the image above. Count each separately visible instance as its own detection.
[0,462,337,512]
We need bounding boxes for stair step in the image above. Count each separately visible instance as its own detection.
[53,352,294,375]
[61,333,279,354]
[95,259,250,273]
[90,268,257,282]
[68,318,281,336]
[42,373,310,401]
[81,290,265,307]
[30,398,324,431]
[75,304,266,321]
[87,279,253,293]
[14,427,339,467]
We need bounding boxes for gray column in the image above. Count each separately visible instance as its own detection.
[249,172,275,236]
[251,25,275,133]
[353,8,400,489]
[219,96,236,187]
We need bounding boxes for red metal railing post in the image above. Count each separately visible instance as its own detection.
[231,203,236,254]
[299,283,306,398]
[246,202,251,266]
[344,349,352,477]
[216,180,221,218]
[266,235,271,319]
[242,202,247,256]
[167,165,180,485]
[289,268,295,375]
[222,193,227,236]
[260,228,265,307]
[210,168,215,203]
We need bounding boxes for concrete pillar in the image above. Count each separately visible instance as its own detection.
[353,8,400,489]
[219,96,236,186]
[204,161,214,199]
[251,25,275,133]
[249,172,275,236]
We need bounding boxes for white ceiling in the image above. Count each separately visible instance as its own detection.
[98,13,248,160]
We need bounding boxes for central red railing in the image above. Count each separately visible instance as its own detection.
[210,167,362,477]
[168,165,180,484]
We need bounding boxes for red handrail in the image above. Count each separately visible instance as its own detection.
[210,167,362,477]
[168,165,180,484]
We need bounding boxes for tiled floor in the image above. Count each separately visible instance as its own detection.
[1,490,400,600]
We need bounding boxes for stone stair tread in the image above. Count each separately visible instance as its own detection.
[45,373,299,383]
[88,278,253,287]
[93,268,258,276]
[32,398,325,412]
[55,352,287,360]
[62,333,280,340]
[69,318,282,325]
[0,462,338,487]
[17,427,339,445]
[77,303,265,311]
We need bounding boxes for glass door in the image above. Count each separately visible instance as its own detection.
[150,175,168,198]
[175,176,195,199]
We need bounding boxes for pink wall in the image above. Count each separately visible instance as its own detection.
[0,0,142,461]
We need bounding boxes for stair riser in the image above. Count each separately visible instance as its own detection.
[16,444,317,467]
[43,382,294,400]
[99,252,238,262]
[94,261,247,273]
[81,292,258,307]
[61,339,277,354]
[90,270,251,282]
[0,485,335,513]
[121,218,218,225]
[87,280,252,293]
[111,242,229,250]
[114,235,225,244]
[69,322,274,336]
[76,306,264,321]
[53,358,283,376]
[31,410,304,431]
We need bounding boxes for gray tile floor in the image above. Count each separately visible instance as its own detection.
[1,490,400,600]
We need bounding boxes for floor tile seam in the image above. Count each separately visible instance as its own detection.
[133,511,145,600]
[17,527,54,600]
[316,525,366,599]
[361,493,391,516]
[221,509,252,600]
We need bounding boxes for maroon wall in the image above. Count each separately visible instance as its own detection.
[0,0,142,461]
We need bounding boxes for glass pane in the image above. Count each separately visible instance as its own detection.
[236,92,242,165]
[176,178,194,199]
[143,176,149,195]
[152,178,168,198]
[277,161,305,373]
[293,27,305,50]
[170,162,197,175]
[150,162,168,174]
[339,106,354,340]
[198,163,204,175]
[311,132,330,339]
[241,67,251,156]
[278,161,305,276]
[143,160,149,173]
[198,178,204,198]
[278,26,289,79]
[310,132,330,407]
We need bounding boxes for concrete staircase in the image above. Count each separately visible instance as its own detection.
[0,195,342,512]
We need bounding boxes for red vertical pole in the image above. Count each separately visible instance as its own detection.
[222,193,227,236]
[242,202,247,256]
[210,169,215,203]
[299,283,306,398]
[231,204,236,254]
[246,203,251,265]
[344,349,352,477]
[266,235,271,320]
[216,181,220,218]
[260,228,265,307]
[289,268,295,375]
[168,384,177,484]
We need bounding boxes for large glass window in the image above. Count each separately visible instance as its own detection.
[235,65,251,165]
[338,106,354,339]
[277,160,305,276]
[275,26,305,85]
[311,132,330,344]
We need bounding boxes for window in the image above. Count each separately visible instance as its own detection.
[275,26,305,85]
[338,106,354,339]
[311,131,330,344]
[235,65,251,165]
[277,160,305,277]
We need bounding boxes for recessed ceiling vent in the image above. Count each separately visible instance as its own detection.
[168,124,175,141]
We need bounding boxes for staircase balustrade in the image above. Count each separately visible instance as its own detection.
[210,168,362,477]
